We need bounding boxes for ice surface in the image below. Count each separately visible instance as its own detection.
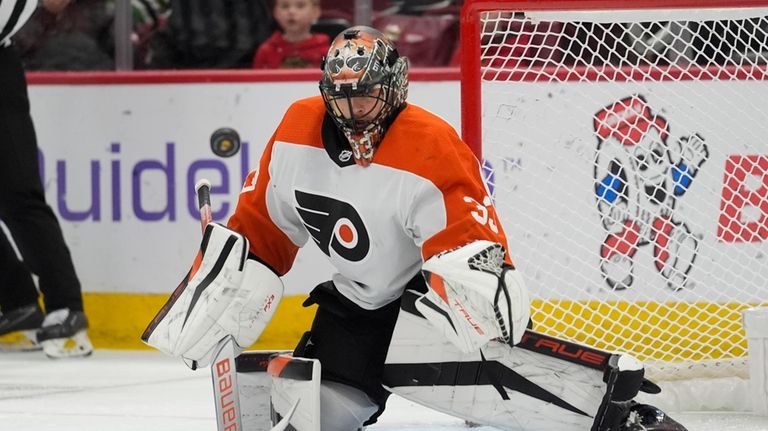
[1,350,766,431]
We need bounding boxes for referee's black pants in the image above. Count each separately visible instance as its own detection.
[0,44,83,314]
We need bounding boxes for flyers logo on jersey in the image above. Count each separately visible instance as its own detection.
[294,190,370,262]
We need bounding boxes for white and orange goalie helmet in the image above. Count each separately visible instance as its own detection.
[319,26,409,166]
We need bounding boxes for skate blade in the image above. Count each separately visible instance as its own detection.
[0,330,42,352]
[40,330,93,358]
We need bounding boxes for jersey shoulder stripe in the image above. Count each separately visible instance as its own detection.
[375,103,479,187]
[273,96,326,149]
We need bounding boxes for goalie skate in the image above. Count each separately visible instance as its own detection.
[0,304,43,351]
[620,403,688,431]
[37,309,93,358]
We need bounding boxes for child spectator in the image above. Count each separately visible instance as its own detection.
[253,0,328,69]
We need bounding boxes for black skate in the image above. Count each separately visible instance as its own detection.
[593,353,688,431]
[0,304,44,351]
[620,402,688,431]
[36,309,93,358]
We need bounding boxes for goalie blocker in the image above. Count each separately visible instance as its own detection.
[141,222,283,367]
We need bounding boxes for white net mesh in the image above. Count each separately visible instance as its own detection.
[466,4,768,380]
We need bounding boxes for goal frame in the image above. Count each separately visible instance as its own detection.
[457,0,768,411]
[459,0,768,158]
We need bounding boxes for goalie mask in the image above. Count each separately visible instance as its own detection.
[319,26,409,166]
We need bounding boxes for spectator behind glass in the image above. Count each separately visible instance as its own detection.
[130,0,171,69]
[252,0,328,69]
[13,0,115,70]
[145,0,272,69]
[448,12,564,69]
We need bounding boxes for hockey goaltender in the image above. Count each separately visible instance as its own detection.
[142,26,687,431]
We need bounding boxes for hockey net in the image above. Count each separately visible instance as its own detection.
[460,0,768,407]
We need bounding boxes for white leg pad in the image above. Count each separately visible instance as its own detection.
[319,381,378,431]
[269,354,321,431]
[231,349,290,431]
[384,291,608,431]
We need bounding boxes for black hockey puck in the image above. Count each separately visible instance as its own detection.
[210,127,241,158]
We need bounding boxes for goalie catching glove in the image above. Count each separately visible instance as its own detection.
[417,240,530,353]
[141,223,283,367]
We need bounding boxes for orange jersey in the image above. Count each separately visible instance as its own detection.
[228,96,510,309]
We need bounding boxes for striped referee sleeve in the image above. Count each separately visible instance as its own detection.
[0,0,38,47]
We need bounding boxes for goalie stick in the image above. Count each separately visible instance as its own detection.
[192,180,249,431]
[185,179,215,370]
[196,178,213,232]
[140,179,214,370]
[193,180,298,431]
[137,180,255,430]
[211,338,301,431]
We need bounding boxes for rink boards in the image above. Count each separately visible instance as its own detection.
[13,71,766,360]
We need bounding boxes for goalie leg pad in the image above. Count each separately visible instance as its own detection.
[385,291,671,431]
[319,381,378,431]
[269,354,376,431]
[269,354,322,431]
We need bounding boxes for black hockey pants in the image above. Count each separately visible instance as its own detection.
[0,45,83,313]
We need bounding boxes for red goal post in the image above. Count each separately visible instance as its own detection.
[459,0,768,401]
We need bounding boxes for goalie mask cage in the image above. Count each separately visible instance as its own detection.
[460,0,768,410]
